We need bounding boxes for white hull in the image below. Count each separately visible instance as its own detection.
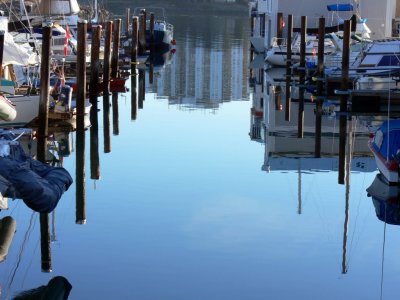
[0,96,17,122]
[0,94,39,126]
[369,141,398,184]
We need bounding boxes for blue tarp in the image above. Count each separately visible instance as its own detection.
[372,120,400,160]
[327,4,354,11]
[0,135,73,213]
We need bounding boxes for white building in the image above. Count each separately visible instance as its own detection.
[250,0,397,53]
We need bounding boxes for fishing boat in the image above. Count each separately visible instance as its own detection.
[368,120,400,184]
[134,7,174,51]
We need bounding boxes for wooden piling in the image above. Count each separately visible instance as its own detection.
[131,17,139,65]
[315,17,325,158]
[37,23,52,156]
[338,20,351,184]
[277,12,284,46]
[76,21,87,132]
[0,31,4,80]
[285,14,293,121]
[125,8,130,34]
[111,18,121,79]
[37,24,51,270]
[103,21,113,95]
[76,128,86,224]
[103,94,111,153]
[149,63,154,84]
[89,25,101,103]
[298,16,306,138]
[112,92,119,135]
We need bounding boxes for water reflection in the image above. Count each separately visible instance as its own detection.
[12,276,72,300]
[367,174,400,225]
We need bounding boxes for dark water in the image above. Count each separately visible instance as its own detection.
[1,3,399,300]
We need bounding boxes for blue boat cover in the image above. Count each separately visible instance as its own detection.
[0,135,73,213]
[371,120,400,161]
[327,4,354,11]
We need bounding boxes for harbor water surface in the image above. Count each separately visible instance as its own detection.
[0,3,398,300]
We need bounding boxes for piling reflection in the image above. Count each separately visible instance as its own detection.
[75,128,86,225]
[103,94,111,153]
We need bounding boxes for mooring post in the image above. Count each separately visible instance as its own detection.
[112,92,119,135]
[38,22,52,273]
[0,31,4,80]
[103,94,111,153]
[76,21,87,132]
[111,18,121,79]
[298,16,306,138]
[315,17,325,158]
[125,8,130,34]
[103,21,113,95]
[277,12,283,46]
[338,19,351,185]
[89,25,101,103]
[285,14,293,121]
[38,23,52,155]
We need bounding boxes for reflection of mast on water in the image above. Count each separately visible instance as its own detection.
[297,159,302,215]
[341,118,353,274]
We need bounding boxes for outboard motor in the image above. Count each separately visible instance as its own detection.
[58,85,72,112]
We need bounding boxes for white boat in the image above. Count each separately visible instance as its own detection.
[266,34,337,67]
[134,7,174,51]
[0,94,40,126]
[0,95,17,122]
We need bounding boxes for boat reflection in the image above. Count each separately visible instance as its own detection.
[367,173,400,225]
[12,276,72,300]
[0,216,16,263]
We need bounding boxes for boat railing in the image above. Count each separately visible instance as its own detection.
[270,37,288,47]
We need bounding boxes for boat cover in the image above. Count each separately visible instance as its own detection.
[371,120,400,161]
[327,4,354,11]
[0,135,73,213]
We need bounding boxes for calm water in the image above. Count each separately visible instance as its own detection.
[1,4,399,300]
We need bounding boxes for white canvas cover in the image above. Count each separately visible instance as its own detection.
[38,0,80,16]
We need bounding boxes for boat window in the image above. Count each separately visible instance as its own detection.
[377,55,400,67]
[374,130,383,149]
